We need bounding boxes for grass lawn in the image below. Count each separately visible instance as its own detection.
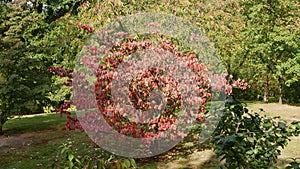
[0,103,299,169]
[0,113,103,169]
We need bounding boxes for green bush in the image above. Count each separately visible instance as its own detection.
[212,101,300,169]
[283,81,300,104]
[268,96,279,103]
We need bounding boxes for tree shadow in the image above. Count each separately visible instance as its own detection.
[135,133,222,168]
[197,153,221,169]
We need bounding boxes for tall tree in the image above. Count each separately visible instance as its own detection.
[0,0,82,133]
[0,1,52,133]
[240,0,300,103]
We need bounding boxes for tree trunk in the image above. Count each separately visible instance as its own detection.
[279,91,282,104]
[278,79,283,104]
[263,75,269,102]
[0,121,3,135]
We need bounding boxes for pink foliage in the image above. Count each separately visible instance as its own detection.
[48,27,248,139]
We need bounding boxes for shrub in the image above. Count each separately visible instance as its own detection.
[268,96,279,103]
[49,32,247,144]
[212,100,300,169]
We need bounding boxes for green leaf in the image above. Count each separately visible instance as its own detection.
[75,158,81,164]
[97,159,104,169]
[61,147,68,155]
[278,122,286,129]
[68,154,74,162]
[263,122,272,129]
[107,155,113,162]
[247,137,255,143]
[124,159,131,168]
[68,161,74,169]
[130,159,137,168]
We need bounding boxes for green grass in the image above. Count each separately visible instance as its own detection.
[0,103,299,169]
[3,113,66,134]
[247,103,300,123]
[0,113,103,169]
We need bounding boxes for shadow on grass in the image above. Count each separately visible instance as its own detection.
[137,150,220,169]
[286,103,300,107]
[135,133,221,168]
[198,154,220,169]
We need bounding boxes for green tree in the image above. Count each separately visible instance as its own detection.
[0,0,82,133]
[0,1,52,134]
[240,0,300,103]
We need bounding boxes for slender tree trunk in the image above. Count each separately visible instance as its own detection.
[0,116,6,135]
[278,78,283,104]
[263,75,269,102]
[0,121,3,135]
[279,87,282,104]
